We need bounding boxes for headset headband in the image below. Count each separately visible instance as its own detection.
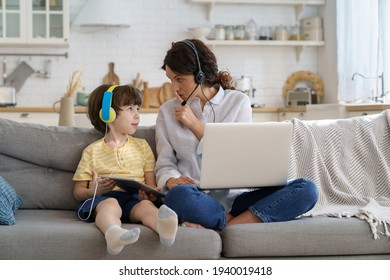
[101,85,118,122]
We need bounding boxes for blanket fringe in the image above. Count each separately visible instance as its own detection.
[356,212,380,239]
[383,221,390,237]
[356,212,390,240]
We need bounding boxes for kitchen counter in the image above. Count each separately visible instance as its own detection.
[343,104,390,112]
[1,104,390,114]
[0,106,306,113]
[0,107,159,113]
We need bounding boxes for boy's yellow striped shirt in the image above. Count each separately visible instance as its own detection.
[73,136,155,190]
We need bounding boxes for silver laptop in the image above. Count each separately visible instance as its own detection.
[199,121,293,190]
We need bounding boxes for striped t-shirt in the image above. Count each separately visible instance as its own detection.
[73,136,155,190]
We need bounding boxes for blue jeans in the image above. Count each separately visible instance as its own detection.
[164,178,318,230]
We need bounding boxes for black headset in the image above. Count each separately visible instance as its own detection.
[176,40,206,85]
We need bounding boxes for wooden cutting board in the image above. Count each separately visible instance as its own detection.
[147,87,161,108]
[141,81,149,108]
[158,82,174,104]
[103,62,120,85]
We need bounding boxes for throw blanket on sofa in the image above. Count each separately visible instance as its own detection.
[288,110,390,240]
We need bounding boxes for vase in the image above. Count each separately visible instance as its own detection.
[58,97,76,126]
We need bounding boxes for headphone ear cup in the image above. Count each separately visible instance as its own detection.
[196,70,206,84]
[99,107,116,123]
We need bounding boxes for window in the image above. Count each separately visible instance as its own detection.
[337,0,389,103]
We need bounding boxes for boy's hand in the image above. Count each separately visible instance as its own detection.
[138,186,162,202]
[91,171,116,196]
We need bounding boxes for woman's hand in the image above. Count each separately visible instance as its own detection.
[174,106,198,130]
[174,92,205,140]
[166,176,196,190]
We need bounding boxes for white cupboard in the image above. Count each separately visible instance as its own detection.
[0,0,69,47]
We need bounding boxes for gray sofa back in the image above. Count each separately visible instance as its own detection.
[0,118,156,210]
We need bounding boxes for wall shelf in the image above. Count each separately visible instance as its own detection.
[190,0,325,20]
[204,39,324,46]
[204,39,325,62]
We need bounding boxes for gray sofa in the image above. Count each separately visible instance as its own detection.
[0,116,389,260]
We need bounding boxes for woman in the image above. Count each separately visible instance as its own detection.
[155,39,318,230]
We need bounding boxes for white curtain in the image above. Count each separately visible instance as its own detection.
[380,0,390,100]
[337,0,389,103]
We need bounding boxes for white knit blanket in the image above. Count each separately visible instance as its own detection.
[288,110,390,240]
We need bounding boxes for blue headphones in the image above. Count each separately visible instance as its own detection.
[99,85,119,123]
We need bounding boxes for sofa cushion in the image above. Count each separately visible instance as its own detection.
[0,209,222,260]
[0,118,101,172]
[0,118,157,210]
[221,216,390,258]
[0,176,23,225]
[0,118,157,172]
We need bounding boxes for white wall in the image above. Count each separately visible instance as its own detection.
[4,0,326,108]
[318,0,338,104]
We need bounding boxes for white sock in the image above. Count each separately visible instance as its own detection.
[156,205,178,247]
[105,225,140,255]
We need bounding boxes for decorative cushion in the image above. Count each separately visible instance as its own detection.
[0,176,23,225]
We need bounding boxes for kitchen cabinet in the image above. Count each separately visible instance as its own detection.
[0,112,59,126]
[252,112,278,122]
[278,111,305,121]
[0,109,159,127]
[190,0,325,62]
[346,111,382,118]
[0,0,69,47]
[344,104,390,119]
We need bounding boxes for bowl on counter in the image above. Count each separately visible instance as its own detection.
[188,27,211,40]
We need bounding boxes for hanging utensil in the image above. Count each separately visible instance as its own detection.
[5,61,35,92]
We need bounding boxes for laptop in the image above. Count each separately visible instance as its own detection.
[199,121,293,190]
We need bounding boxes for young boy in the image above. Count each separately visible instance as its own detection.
[73,84,178,255]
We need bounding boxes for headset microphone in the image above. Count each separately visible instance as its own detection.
[181,84,199,106]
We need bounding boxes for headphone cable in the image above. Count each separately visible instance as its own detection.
[201,86,216,123]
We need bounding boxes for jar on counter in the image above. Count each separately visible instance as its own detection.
[234,25,245,40]
[275,25,288,41]
[214,24,225,40]
[225,25,235,40]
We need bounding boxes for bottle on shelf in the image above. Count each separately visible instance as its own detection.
[245,19,257,40]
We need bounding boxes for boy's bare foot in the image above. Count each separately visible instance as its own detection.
[180,221,203,228]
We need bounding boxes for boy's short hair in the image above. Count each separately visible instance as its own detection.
[87,84,143,134]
